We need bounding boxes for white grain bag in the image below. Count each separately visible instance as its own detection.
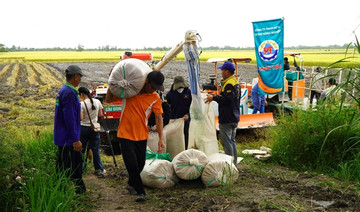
[141,159,179,188]
[172,149,208,180]
[108,58,152,99]
[164,118,185,159]
[201,153,239,187]
[147,128,167,153]
[188,93,219,156]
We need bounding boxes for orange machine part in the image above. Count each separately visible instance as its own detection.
[291,79,305,100]
[215,112,275,130]
[241,84,253,95]
[121,53,153,60]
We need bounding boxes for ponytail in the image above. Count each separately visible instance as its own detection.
[78,87,95,110]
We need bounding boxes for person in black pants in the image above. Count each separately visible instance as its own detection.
[106,70,166,202]
[54,65,87,194]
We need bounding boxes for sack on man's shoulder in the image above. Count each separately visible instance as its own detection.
[91,122,101,132]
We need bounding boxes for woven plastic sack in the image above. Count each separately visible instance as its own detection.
[188,93,219,156]
[141,159,179,188]
[164,118,185,159]
[201,153,239,187]
[172,149,208,180]
[147,129,167,154]
[108,58,152,99]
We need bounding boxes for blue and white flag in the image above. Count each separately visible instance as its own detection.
[252,18,284,95]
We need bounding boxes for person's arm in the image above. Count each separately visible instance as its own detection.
[105,88,115,103]
[97,100,104,117]
[62,91,82,151]
[80,101,84,121]
[212,84,236,105]
[320,90,326,100]
[162,101,171,126]
[154,113,165,153]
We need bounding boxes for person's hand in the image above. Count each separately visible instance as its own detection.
[265,101,268,107]
[157,140,165,153]
[204,94,214,103]
[183,114,189,121]
[73,141,82,152]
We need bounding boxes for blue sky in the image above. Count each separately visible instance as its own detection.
[2,0,360,49]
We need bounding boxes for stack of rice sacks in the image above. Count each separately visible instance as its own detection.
[141,149,239,188]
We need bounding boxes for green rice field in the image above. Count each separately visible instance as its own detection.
[0,49,358,68]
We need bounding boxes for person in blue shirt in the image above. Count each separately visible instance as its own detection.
[165,76,192,149]
[205,61,240,164]
[54,65,87,194]
[251,83,267,114]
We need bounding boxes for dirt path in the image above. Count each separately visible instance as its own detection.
[83,156,360,211]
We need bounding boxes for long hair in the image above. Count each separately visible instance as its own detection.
[78,87,95,110]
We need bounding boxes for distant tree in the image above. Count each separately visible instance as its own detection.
[77,44,84,51]
[0,43,8,52]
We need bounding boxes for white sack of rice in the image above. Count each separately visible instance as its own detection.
[172,149,208,180]
[147,129,166,153]
[201,153,239,187]
[141,159,179,188]
[108,58,152,99]
[164,118,185,159]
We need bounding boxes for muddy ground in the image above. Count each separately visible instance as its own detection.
[1,61,359,211]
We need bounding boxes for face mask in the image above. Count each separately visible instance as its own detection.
[176,88,184,93]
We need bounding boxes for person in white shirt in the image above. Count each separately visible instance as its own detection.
[78,87,106,177]
[320,78,344,101]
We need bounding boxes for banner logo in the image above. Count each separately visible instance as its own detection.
[258,40,279,61]
[252,18,284,95]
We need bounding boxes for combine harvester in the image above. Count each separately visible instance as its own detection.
[204,58,275,130]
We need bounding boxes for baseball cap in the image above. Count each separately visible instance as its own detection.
[147,71,165,91]
[217,61,235,74]
[65,65,84,76]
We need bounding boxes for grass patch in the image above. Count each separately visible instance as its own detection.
[270,38,360,182]
[0,127,88,211]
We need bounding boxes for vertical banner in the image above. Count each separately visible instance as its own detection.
[252,18,284,95]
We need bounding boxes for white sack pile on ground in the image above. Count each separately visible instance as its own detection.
[172,149,208,180]
[108,58,152,98]
[141,159,179,188]
[201,153,239,187]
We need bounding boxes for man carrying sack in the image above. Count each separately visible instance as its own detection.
[106,60,165,202]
